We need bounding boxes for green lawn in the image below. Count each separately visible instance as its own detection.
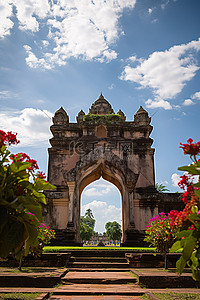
[153,292,200,300]
[43,246,156,252]
[0,293,40,300]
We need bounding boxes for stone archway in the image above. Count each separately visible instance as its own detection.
[65,146,138,244]
[44,93,159,246]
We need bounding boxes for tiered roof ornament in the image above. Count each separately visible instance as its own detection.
[76,110,85,123]
[89,93,114,115]
[53,107,69,124]
[134,106,151,125]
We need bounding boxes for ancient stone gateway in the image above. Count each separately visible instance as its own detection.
[44,94,159,246]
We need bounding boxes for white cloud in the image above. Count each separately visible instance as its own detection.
[120,38,200,109]
[145,98,172,110]
[108,83,115,90]
[192,91,200,100]
[129,55,137,63]
[171,172,199,188]
[148,8,153,14]
[161,180,169,185]
[0,108,53,146]
[13,0,50,32]
[0,2,14,38]
[81,200,121,233]
[83,180,116,197]
[161,0,170,10]
[0,91,11,98]
[84,188,102,197]
[1,0,136,69]
[183,99,194,106]
[171,173,180,187]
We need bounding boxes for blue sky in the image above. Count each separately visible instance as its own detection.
[0,0,200,232]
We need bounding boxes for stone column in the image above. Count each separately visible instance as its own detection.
[67,181,76,224]
[43,189,69,229]
[51,198,69,228]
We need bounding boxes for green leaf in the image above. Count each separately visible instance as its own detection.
[9,161,31,173]
[178,165,200,175]
[182,235,197,261]
[34,179,56,191]
[191,206,199,214]
[194,189,200,198]
[177,230,192,239]
[32,190,47,205]
[176,256,187,275]
[0,216,25,258]
[170,241,182,253]
[17,195,42,221]
[193,181,200,188]
[190,252,198,268]
[24,222,39,256]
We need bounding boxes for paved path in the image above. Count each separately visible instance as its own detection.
[1,268,200,299]
[48,270,145,300]
[48,296,144,299]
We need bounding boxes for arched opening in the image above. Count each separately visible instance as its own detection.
[81,177,122,245]
[72,160,129,244]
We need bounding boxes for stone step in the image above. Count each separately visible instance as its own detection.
[53,283,144,296]
[63,271,137,284]
[70,257,127,263]
[68,268,131,272]
[68,262,130,269]
[63,250,129,258]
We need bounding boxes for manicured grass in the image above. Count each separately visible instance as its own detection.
[0,293,40,299]
[153,292,200,300]
[43,246,156,252]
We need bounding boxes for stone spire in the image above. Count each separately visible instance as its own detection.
[89,93,114,115]
[134,106,151,125]
[52,107,69,124]
[76,109,85,123]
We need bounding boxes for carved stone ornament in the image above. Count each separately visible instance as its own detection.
[117,109,126,122]
[89,93,114,115]
[76,110,85,123]
[53,107,69,124]
[133,106,151,125]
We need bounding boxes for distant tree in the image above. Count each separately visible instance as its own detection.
[80,209,95,242]
[81,208,95,230]
[105,221,122,243]
[80,223,94,242]
[155,183,169,193]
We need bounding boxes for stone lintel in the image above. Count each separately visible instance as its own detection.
[44,189,68,199]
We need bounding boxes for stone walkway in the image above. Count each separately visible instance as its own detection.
[1,268,200,299]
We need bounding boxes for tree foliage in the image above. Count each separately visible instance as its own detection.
[105,221,122,243]
[155,183,169,193]
[81,208,95,230]
[80,208,95,242]
[80,223,94,242]
[0,130,55,262]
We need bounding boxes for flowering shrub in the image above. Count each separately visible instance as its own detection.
[0,130,55,264]
[29,223,55,257]
[169,138,200,280]
[144,212,176,268]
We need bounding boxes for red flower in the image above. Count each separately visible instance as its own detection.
[37,171,46,179]
[0,130,20,147]
[11,152,39,171]
[180,138,200,159]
